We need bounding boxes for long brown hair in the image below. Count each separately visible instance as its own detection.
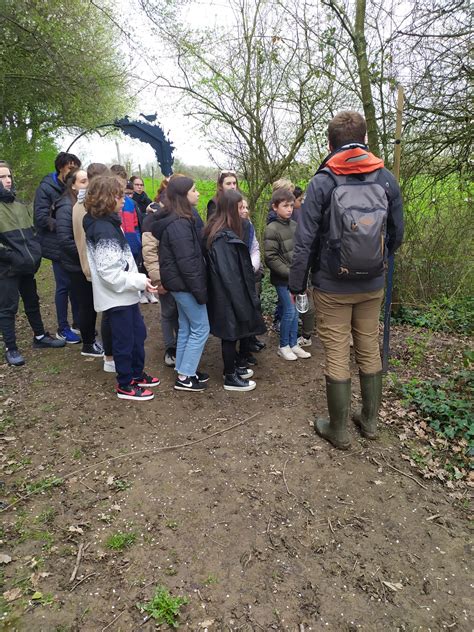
[164,176,194,218]
[205,189,243,248]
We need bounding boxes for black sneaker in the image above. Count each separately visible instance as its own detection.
[224,372,256,392]
[248,337,266,352]
[235,366,254,379]
[5,349,25,367]
[81,342,104,357]
[131,372,161,387]
[238,353,257,366]
[196,370,209,383]
[33,333,66,349]
[174,375,207,392]
[164,347,176,367]
[116,384,154,401]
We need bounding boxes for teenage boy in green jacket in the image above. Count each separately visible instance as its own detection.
[0,161,65,366]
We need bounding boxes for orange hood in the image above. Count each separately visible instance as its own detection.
[324,147,384,175]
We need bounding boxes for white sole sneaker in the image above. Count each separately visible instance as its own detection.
[224,380,256,392]
[277,346,298,361]
[103,360,116,373]
[297,336,312,347]
[291,345,311,359]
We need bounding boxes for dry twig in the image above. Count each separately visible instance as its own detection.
[382,455,428,490]
[101,611,124,631]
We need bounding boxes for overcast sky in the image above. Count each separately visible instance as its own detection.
[61,0,234,172]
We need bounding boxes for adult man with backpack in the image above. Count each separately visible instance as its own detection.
[289,111,404,450]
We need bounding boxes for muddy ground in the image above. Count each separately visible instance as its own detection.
[0,266,472,631]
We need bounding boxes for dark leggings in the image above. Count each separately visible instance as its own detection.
[222,338,250,374]
[67,271,96,345]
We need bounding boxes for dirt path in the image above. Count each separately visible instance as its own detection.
[1,281,472,631]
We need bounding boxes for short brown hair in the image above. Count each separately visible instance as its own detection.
[87,163,109,180]
[271,188,295,207]
[85,175,123,218]
[110,164,128,180]
[328,111,367,149]
[272,178,294,192]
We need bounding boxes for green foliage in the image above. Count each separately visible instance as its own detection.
[138,586,188,628]
[260,275,277,316]
[24,476,63,495]
[393,296,474,335]
[400,359,473,454]
[105,531,137,551]
[0,0,130,198]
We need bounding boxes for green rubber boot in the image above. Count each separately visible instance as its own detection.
[314,377,351,450]
[353,371,382,439]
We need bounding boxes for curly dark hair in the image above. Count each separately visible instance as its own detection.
[85,175,123,218]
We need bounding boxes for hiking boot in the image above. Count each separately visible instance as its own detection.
[174,375,207,392]
[353,371,382,439]
[291,344,311,359]
[196,370,210,383]
[224,372,256,392]
[33,333,66,349]
[5,349,25,367]
[164,347,176,367]
[132,372,161,388]
[56,326,81,344]
[81,342,104,357]
[315,377,351,450]
[297,335,312,347]
[103,358,116,373]
[116,384,154,401]
[278,345,298,361]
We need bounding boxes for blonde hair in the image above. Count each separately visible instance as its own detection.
[272,178,294,192]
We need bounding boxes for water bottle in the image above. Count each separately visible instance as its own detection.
[295,293,309,314]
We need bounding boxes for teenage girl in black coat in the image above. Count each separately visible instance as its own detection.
[204,190,266,392]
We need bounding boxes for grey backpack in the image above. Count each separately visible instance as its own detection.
[321,168,388,280]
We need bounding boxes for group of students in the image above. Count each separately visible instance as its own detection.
[1,111,404,450]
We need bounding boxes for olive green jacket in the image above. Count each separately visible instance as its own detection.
[264,218,296,286]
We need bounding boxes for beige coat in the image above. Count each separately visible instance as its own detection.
[72,201,91,281]
[141,230,161,285]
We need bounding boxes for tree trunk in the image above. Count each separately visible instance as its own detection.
[354,0,380,156]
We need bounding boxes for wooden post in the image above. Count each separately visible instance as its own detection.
[382,85,404,373]
[115,141,121,165]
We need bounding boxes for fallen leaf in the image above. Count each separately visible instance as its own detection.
[0,554,12,564]
[200,620,215,628]
[31,591,43,600]
[68,525,84,534]
[3,588,22,602]
[382,581,403,591]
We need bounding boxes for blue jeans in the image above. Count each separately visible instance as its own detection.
[107,303,147,387]
[275,286,298,348]
[52,261,80,331]
[171,291,209,377]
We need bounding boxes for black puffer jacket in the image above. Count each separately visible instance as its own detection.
[206,229,266,340]
[33,173,64,261]
[56,193,82,273]
[151,210,207,304]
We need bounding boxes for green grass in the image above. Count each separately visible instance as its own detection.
[105,531,137,551]
[138,586,188,628]
[24,476,63,496]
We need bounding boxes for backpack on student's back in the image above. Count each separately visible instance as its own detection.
[321,168,388,280]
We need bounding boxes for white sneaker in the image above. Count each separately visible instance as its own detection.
[297,335,312,347]
[291,344,311,359]
[139,292,149,304]
[103,359,116,373]
[146,291,159,303]
[277,345,298,361]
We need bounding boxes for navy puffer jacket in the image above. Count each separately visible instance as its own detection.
[151,210,207,304]
[33,173,64,261]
